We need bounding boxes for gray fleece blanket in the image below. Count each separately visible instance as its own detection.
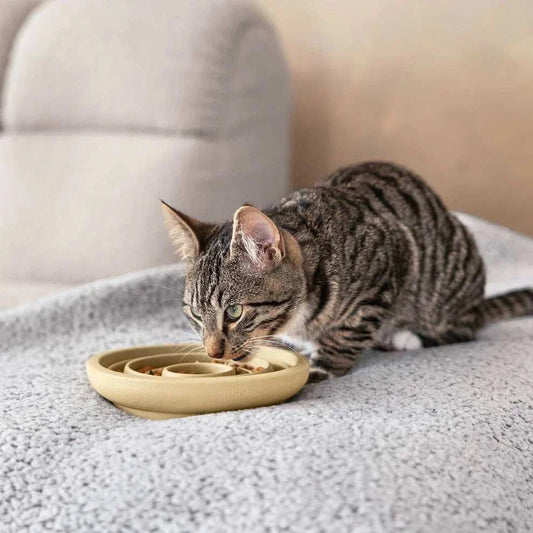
[1,214,532,533]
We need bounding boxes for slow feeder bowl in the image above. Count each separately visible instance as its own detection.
[86,343,309,419]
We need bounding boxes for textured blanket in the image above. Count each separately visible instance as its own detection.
[1,214,532,533]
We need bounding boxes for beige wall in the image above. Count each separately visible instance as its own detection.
[258,0,533,235]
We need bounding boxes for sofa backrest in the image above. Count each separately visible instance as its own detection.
[3,0,275,136]
[0,0,290,284]
[0,0,41,126]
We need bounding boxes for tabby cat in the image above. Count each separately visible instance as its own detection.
[161,161,533,382]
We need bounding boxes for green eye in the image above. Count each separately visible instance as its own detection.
[190,308,202,321]
[225,304,243,321]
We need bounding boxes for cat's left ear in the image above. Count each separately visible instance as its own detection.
[160,200,215,261]
[230,205,285,270]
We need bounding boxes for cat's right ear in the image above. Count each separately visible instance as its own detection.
[230,205,285,271]
[160,200,214,261]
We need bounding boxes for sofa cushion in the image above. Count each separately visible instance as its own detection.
[0,132,286,283]
[0,0,41,124]
[2,0,287,137]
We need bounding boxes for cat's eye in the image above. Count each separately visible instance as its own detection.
[189,308,202,322]
[225,304,243,321]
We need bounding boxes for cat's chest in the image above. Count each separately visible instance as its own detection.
[281,301,313,339]
[277,333,318,358]
[277,302,317,355]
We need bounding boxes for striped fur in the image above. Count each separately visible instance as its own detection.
[162,161,533,382]
[472,289,533,327]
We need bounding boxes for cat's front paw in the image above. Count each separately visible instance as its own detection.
[307,366,333,383]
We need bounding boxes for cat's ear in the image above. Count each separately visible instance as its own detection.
[230,205,285,270]
[160,200,215,261]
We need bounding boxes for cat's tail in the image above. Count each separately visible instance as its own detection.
[473,288,533,327]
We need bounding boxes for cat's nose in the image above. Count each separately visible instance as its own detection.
[207,349,224,359]
[205,336,225,359]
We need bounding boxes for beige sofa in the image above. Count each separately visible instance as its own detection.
[0,0,290,309]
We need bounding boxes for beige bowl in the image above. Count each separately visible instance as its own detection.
[86,343,309,419]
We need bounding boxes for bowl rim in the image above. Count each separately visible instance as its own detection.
[87,343,306,384]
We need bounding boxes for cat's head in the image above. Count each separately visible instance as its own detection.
[161,201,306,360]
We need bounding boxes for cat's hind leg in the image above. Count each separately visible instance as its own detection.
[418,310,478,347]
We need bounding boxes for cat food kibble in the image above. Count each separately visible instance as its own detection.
[136,360,262,376]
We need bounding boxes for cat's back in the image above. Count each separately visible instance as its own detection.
[323,161,443,222]
[320,161,463,242]
[271,161,452,239]
[272,161,480,270]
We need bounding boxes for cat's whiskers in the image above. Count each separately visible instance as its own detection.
[151,283,183,295]
[159,342,205,365]
[156,296,183,305]
[245,336,298,351]
[167,270,185,284]
[239,337,299,358]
